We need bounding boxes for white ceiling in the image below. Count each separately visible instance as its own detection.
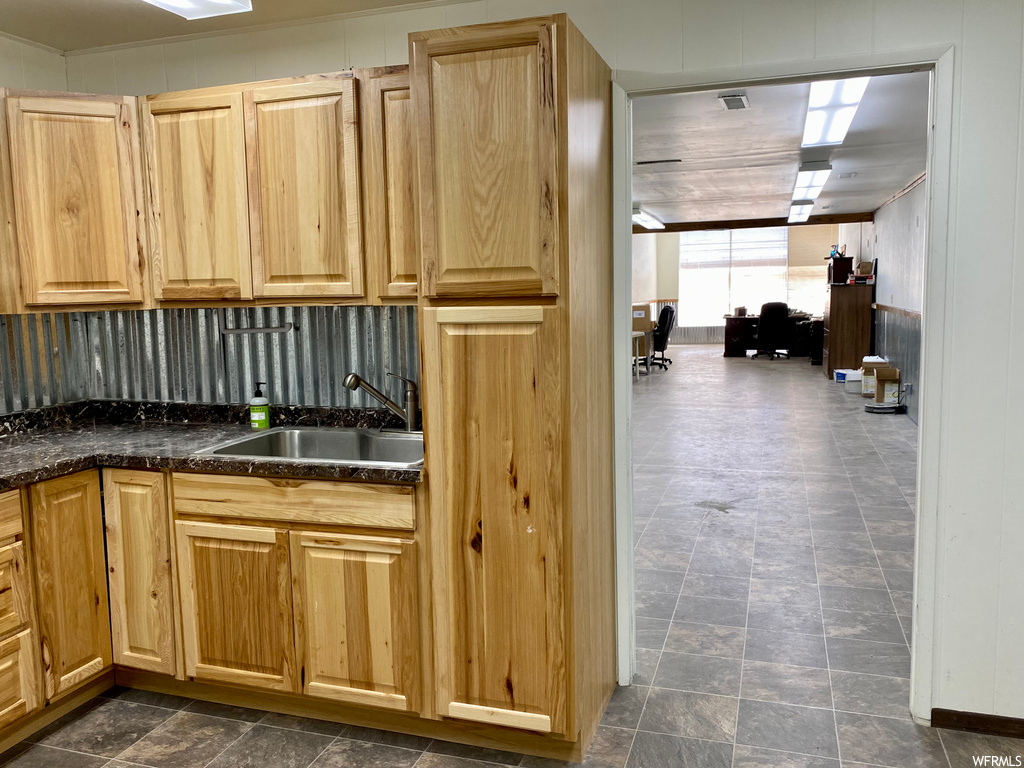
[0,0,425,51]
[631,70,931,225]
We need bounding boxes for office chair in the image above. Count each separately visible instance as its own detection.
[750,302,789,360]
[650,305,676,369]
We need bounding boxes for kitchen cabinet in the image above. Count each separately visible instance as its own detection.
[0,630,42,730]
[143,91,252,301]
[412,18,560,298]
[291,532,419,711]
[247,76,364,298]
[361,68,418,303]
[30,471,112,700]
[415,14,616,749]
[103,469,175,676]
[0,542,31,639]
[5,94,144,307]
[175,520,297,692]
[422,305,565,733]
[822,283,874,378]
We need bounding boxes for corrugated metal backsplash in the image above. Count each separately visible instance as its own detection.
[0,306,419,415]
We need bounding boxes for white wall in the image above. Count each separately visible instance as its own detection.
[631,234,656,303]
[874,182,927,312]
[655,233,680,301]
[0,33,66,90]
[39,0,1024,723]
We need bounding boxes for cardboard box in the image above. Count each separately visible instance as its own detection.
[875,367,901,404]
[861,359,892,398]
[632,304,655,356]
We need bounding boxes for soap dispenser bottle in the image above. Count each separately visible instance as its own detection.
[249,382,270,430]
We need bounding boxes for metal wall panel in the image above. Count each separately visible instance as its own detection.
[0,306,419,415]
[876,309,922,424]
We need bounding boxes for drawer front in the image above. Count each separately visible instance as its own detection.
[0,491,22,541]
[0,542,30,638]
[0,629,41,730]
[172,473,415,530]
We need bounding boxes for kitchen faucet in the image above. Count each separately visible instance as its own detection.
[343,372,419,432]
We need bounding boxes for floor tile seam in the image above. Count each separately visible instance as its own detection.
[412,751,507,768]
[194,722,264,768]
[811,493,844,768]
[95,693,190,716]
[14,742,128,764]
[730,505,759,768]
[857,498,914,649]
[96,705,216,766]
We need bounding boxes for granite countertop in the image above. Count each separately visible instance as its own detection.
[0,401,423,492]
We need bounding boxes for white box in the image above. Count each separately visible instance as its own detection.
[844,372,863,394]
[834,368,857,383]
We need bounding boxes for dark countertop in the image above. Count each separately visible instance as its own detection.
[0,404,422,492]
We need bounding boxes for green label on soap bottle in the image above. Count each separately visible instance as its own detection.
[250,405,270,430]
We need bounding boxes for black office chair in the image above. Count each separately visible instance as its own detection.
[751,302,789,360]
[650,305,676,369]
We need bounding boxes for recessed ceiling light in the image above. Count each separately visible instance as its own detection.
[632,207,665,230]
[802,76,871,147]
[140,0,253,21]
[788,201,814,224]
[791,162,831,203]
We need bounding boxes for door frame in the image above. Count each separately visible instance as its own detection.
[611,45,956,725]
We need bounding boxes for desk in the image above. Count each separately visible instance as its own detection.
[632,330,652,379]
[723,314,816,358]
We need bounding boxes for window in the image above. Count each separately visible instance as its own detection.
[678,228,789,327]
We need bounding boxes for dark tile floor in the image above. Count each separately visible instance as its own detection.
[2,346,1021,768]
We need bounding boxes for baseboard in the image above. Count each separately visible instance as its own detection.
[932,708,1024,739]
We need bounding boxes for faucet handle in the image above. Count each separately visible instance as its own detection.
[386,372,418,391]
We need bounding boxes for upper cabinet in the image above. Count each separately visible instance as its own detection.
[361,68,418,303]
[247,78,364,298]
[143,91,252,301]
[5,94,144,307]
[412,19,560,298]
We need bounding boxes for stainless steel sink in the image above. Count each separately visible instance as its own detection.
[196,427,424,469]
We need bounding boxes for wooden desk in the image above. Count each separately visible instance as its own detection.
[723,314,816,358]
[632,330,652,378]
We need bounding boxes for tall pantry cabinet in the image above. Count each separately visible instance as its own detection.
[413,14,616,746]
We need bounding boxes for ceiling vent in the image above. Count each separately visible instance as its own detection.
[718,92,750,110]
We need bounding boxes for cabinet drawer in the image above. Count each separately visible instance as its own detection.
[0,629,41,730]
[0,542,30,638]
[172,473,415,530]
[0,491,22,541]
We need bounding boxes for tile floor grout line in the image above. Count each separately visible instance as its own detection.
[729,473,759,768]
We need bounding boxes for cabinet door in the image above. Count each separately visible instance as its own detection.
[412,19,560,298]
[291,532,419,711]
[175,520,296,692]
[103,469,175,676]
[0,629,42,730]
[248,79,363,298]
[144,92,252,301]
[6,96,143,306]
[422,306,566,734]
[30,471,112,701]
[0,541,31,638]
[362,70,418,302]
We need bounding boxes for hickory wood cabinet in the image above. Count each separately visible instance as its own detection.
[414,13,616,749]
[29,471,112,701]
[0,490,40,730]
[143,73,366,302]
[1,91,145,309]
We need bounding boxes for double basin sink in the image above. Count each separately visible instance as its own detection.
[197,427,424,470]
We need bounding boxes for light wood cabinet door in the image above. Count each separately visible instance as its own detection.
[0,629,42,730]
[247,78,364,298]
[361,69,417,302]
[103,469,175,676]
[422,306,566,734]
[291,532,419,711]
[0,541,31,638]
[175,520,296,692]
[144,92,252,301]
[412,19,560,298]
[30,471,112,701]
[6,95,143,306]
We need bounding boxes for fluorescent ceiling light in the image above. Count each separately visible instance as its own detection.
[792,165,832,201]
[802,76,871,147]
[140,0,253,20]
[788,202,814,224]
[632,207,665,230]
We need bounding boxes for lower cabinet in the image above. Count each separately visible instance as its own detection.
[0,541,31,638]
[30,471,112,701]
[0,629,41,729]
[103,470,175,675]
[175,520,297,692]
[291,532,419,711]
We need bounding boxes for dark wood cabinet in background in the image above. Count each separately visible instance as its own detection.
[822,284,874,378]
